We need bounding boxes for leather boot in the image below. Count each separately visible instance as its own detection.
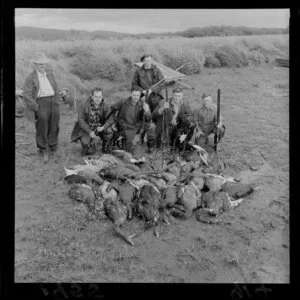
[42,149,49,163]
[147,141,155,154]
[102,140,110,154]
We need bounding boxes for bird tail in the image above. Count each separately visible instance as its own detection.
[113,225,135,246]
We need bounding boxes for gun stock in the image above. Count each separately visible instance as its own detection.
[214,89,221,152]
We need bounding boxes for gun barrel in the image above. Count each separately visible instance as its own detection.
[217,89,221,124]
[214,89,221,152]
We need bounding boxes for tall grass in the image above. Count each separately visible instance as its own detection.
[16,34,289,102]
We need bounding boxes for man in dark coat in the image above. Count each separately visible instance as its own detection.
[132,54,165,112]
[152,88,196,150]
[71,88,114,155]
[132,54,165,147]
[23,52,65,163]
[112,89,155,153]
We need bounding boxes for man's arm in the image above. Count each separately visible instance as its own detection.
[102,103,116,130]
[78,103,92,134]
[151,99,165,121]
[180,102,196,126]
[23,75,38,112]
[213,106,224,127]
[131,70,144,92]
[151,67,164,93]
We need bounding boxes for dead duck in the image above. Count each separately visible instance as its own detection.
[204,173,237,192]
[170,180,201,220]
[165,164,181,179]
[99,165,141,181]
[143,175,167,191]
[161,186,178,209]
[99,181,118,201]
[68,184,97,209]
[221,182,255,199]
[107,180,137,220]
[112,149,147,165]
[103,198,135,246]
[64,167,104,185]
[135,185,161,237]
[160,172,178,186]
[196,191,244,223]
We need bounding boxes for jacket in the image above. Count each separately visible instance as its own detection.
[23,69,59,122]
[152,98,196,128]
[132,64,164,94]
[113,97,152,131]
[71,97,114,142]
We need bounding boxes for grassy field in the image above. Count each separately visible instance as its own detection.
[16,34,288,103]
[15,63,289,282]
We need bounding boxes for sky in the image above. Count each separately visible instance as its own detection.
[15,9,290,34]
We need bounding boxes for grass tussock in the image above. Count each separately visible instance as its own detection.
[16,34,289,104]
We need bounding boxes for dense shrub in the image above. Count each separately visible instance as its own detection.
[16,34,289,100]
[214,45,249,67]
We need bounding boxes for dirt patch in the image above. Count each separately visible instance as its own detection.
[15,66,289,283]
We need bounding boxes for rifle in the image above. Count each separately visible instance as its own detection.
[92,106,118,136]
[139,89,150,140]
[161,87,169,150]
[214,89,221,152]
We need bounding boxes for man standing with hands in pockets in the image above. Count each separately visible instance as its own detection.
[23,52,65,163]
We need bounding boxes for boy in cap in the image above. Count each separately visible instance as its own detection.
[192,93,225,147]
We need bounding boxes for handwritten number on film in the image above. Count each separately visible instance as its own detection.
[40,284,104,299]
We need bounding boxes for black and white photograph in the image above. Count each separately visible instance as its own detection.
[14,8,289,283]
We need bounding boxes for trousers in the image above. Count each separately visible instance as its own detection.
[122,122,156,153]
[35,96,60,151]
[80,128,114,154]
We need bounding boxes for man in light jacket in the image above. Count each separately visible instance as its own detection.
[23,52,65,163]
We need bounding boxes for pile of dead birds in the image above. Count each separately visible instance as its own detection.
[64,148,256,246]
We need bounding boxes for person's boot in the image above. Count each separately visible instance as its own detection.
[81,145,89,156]
[116,136,124,150]
[42,149,49,163]
[49,146,58,159]
[102,140,110,154]
[147,141,155,154]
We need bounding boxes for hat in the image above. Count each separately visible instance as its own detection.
[202,93,212,99]
[173,88,182,93]
[31,52,50,64]
[140,54,152,62]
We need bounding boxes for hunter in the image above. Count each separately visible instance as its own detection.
[112,88,155,153]
[71,87,114,155]
[23,52,66,163]
[191,94,225,147]
[132,54,165,112]
[152,88,196,149]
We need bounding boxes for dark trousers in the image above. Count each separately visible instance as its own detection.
[80,128,114,155]
[35,96,60,151]
[195,125,226,146]
[122,122,156,153]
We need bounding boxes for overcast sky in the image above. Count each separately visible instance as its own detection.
[15,9,289,34]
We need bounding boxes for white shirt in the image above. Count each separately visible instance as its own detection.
[37,71,55,98]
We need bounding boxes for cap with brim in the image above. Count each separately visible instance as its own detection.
[173,88,182,93]
[31,53,50,64]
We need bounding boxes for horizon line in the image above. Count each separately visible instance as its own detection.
[15,24,289,35]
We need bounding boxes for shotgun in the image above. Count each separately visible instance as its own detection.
[92,106,117,136]
[214,89,221,152]
[161,87,169,150]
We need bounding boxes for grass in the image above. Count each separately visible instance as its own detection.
[15,38,289,283]
[16,34,289,104]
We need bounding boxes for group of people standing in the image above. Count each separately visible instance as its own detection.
[22,52,225,163]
